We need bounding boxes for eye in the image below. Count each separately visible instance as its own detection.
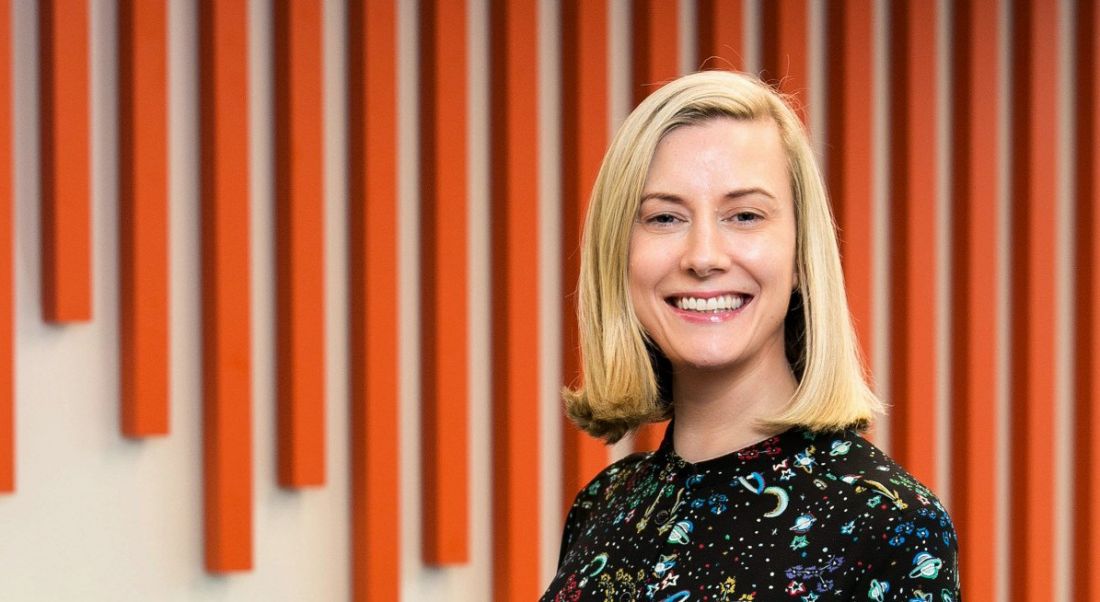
[729,210,763,224]
[649,213,681,225]
[640,212,686,229]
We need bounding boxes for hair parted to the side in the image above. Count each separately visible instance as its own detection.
[563,70,883,443]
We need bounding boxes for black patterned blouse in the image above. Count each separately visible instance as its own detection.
[541,424,960,602]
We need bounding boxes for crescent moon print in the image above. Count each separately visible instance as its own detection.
[738,471,765,494]
[763,486,789,518]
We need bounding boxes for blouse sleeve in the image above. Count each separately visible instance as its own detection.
[555,478,598,569]
[861,503,961,601]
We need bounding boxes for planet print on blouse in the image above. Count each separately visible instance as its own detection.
[541,425,959,601]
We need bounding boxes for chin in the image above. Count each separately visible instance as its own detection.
[671,355,744,373]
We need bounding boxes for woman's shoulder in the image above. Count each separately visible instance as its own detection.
[768,427,956,544]
[554,449,663,568]
[567,449,660,509]
[803,429,961,598]
[812,431,950,517]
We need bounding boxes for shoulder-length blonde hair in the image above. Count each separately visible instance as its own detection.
[564,70,882,443]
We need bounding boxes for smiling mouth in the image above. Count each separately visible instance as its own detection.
[668,294,750,313]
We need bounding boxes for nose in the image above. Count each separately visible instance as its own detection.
[680,218,730,277]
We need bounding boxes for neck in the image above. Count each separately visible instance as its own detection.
[669,348,797,463]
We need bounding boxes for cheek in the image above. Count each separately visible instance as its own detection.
[742,242,793,281]
[745,230,797,277]
[627,240,670,330]
[626,249,649,314]
[627,236,668,288]
[627,265,657,323]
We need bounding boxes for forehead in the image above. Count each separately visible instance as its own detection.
[643,117,790,197]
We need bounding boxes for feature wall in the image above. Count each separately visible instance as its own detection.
[0,1,1096,601]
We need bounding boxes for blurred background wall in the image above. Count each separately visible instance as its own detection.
[0,0,1095,601]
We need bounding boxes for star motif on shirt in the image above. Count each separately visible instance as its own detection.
[840,520,856,534]
[790,535,808,550]
[785,581,806,595]
[802,593,820,602]
[661,574,679,588]
[780,468,796,480]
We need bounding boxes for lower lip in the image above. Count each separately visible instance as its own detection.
[668,299,751,324]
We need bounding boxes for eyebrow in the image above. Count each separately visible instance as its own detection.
[639,187,778,204]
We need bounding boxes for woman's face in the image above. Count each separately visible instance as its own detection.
[628,117,797,376]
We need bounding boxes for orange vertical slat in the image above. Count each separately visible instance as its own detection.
[1077,3,1100,599]
[200,0,252,572]
[1073,2,1100,598]
[420,0,469,564]
[950,2,1000,600]
[274,0,325,488]
[697,0,744,71]
[826,1,878,446]
[118,0,169,437]
[560,0,609,513]
[632,0,679,105]
[824,0,873,375]
[631,0,678,452]
[760,0,809,124]
[348,1,399,598]
[887,0,938,487]
[39,0,91,322]
[1009,1,1058,599]
[0,0,11,492]
[490,1,540,599]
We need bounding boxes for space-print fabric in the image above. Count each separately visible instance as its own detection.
[541,425,959,601]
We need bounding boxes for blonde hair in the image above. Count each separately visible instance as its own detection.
[564,70,882,443]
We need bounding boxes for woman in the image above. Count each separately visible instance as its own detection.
[541,71,959,601]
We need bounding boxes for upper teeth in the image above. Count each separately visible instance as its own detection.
[675,294,744,312]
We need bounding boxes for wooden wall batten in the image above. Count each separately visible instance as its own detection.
[887,0,939,488]
[420,0,471,565]
[39,0,91,322]
[119,0,170,437]
[631,0,680,106]
[0,0,11,492]
[1076,2,1100,598]
[199,0,253,573]
[274,0,326,488]
[824,0,874,377]
[348,0,401,597]
[950,1,1001,599]
[559,0,610,514]
[1010,0,1060,598]
[761,0,809,124]
[697,0,744,72]
[489,2,542,598]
